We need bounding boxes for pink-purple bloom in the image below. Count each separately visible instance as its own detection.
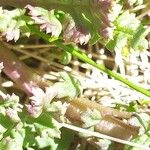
[26,5,62,37]
[26,87,57,118]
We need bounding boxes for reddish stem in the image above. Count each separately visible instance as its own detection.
[0,42,50,95]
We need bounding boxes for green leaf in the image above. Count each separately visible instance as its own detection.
[27,113,60,130]
[0,8,26,41]
[0,128,25,150]
[125,131,150,150]
[56,128,74,150]
[0,114,14,129]
[128,113,150,134]
[24,113,61,149]
[81,109,102,128]
[127,102,139,112]
[106,32,127,51]
[135,113,150,132]
[89,33,100,45]
[60,51,72,65]
[53,72,82,99]
[115,11,139,33]
[35,136,58,149]
[111,10,149,52]
[23,127,36,148]
[131,25,148,50]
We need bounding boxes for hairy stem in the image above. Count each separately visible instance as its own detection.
[29,25,150,97]
[60,44,150,97]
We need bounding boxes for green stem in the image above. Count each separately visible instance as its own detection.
[29,25,150,97]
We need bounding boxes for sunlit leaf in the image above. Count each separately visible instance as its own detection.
[53,72,82,99]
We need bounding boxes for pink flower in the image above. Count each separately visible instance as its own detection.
[63,15,90,45]
[26,5,62,37]
[26,87,57,118]
[3,27,20,42]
